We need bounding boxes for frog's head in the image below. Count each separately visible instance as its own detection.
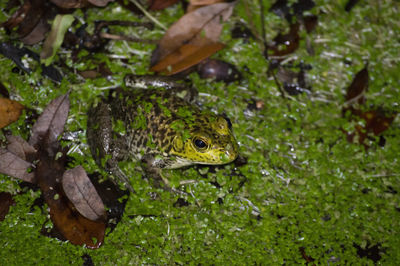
[170,114,238,168]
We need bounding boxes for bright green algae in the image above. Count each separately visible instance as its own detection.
[0,1,399,264]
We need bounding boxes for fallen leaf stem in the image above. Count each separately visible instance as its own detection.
[128,0,167,31]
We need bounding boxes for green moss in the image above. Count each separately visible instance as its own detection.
[0,0,399,264]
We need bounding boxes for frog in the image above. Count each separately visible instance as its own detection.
[87,75,238,192]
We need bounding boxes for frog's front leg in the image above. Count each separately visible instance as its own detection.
[141,154,188,195]
[87,101,134,193]
[140,153,170,187]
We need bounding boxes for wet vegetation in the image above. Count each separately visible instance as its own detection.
[0,0,399,264]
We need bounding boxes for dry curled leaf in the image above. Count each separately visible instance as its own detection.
[151,2,235,67]
[345,66,368,105]
[29,93,70,148]
[62,166,106,221]
[151,42,225,75]
[0,148,35,183]
[0,98,24,129]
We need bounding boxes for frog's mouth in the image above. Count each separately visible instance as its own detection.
[188,146,238,166]
[165,157,196,169]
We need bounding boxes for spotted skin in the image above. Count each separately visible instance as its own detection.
[87,87,238,183]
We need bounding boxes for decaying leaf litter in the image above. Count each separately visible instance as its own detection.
[0,0,399,264]
[0,0,244,249]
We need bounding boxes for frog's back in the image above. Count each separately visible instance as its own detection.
[110,88,198,158]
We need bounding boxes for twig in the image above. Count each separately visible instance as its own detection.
[129,0,167,31]
[269,68,291,111]
[97,20,154,29]
[100,32,158,44]
[243,0,262,41]
[258,0,268,58]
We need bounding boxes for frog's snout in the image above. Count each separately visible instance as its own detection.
[220,142,238,163]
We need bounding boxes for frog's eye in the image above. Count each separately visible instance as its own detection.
[193,137,208,151]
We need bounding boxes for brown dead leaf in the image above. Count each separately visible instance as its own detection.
[190,0,225,5]
[50,0,89,8]
[62,166,106,221]
[342,65,396,146]
[150,42,224,75]
[50,0,113,8]
[29,93,70,148]
[0,148,35,183]
[3,0,56,45]
[0,92,106,248]
[78,63,113,79]
[20,17,51,45]
[354,109,396,136]
[345,66,368,105]
[14,0,46,41]
[6,135,37,162]
[0,192,15,222]
[2,0,31,30]
[28,92,105,248]
[88,0,114,6]
[0,98,24,129]
[269,23,300,57]
[152,2,235,66]
[149,0,179,10]
[36,152,105,248]
[187,0,225,12]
